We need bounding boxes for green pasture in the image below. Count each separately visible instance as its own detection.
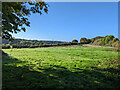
[2,46,120,88]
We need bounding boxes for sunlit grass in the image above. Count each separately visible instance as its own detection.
[2,46,120,88]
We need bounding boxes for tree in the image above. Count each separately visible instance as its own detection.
[72,39,78,43]
[105,35,114,45]
[2,1,49,41]
[80,38,89,44]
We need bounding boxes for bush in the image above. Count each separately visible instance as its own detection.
[72,39,78,43]
[80,38,91,44]
[87,39,91,43]
[105,35,114,38]
[91,35,117,46]
[112,38,119,43]
[80,38,87,44]
[2,44,10,49]
[105,35,114,45]
[68,42,72,45]
[100,38,106,45]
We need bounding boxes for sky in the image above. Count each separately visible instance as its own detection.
[13,2,118,42]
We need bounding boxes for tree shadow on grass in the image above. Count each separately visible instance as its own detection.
[2,54,120,89]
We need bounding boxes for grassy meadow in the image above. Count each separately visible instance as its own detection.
[2,46,120,88]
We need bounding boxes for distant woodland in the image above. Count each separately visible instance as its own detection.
[2,35,119,49]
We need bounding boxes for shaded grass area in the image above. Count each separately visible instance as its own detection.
[2,47,120,89]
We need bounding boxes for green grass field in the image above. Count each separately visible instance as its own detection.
[2,46,120,88]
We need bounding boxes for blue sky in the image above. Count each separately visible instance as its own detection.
[13,2,118,42]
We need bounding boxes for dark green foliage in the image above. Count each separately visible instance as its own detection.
[2,38,64,45]
[2,38,81,48]
[2,44,10,49]
[72,39,78,43]
[80,38,87,44]
[94,36,104,40]
[92,35,119,47]
[80,38,91,44]
[105,35,114,39]
[104,35,114,45]
[87,39,91,43]
[2,2,49,41]
[2,35,119,48]
[99,38,106,46]
[2,39,79,49]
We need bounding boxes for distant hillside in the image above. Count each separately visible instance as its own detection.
[80,35,120,47]
[2,38,66,45]
[91,35,119,47]
[2,35,120,49]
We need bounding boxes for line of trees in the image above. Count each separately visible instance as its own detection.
[2,38,65,45]
[72,35,120,47]
[2,35,120,49]
[2,42,79,49]
[79,35,120,47]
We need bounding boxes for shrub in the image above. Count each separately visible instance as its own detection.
[105,35,114,45]
[80,38,91,44]
[68,42,72,45]
[105,35,114,39]
[80,38,87,44]
[87,39,91,43]
[72,39,78,43]
[112,38,119,43]
[2,44,10,49]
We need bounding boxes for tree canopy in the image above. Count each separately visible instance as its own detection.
[80,38,91,44]
[72,39,78,43]
[2,1,49,41]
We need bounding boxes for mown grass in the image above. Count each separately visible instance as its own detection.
[2,46,120,89]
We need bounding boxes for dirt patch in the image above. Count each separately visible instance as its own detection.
[82,44,102,47]
[36,44,117,48]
